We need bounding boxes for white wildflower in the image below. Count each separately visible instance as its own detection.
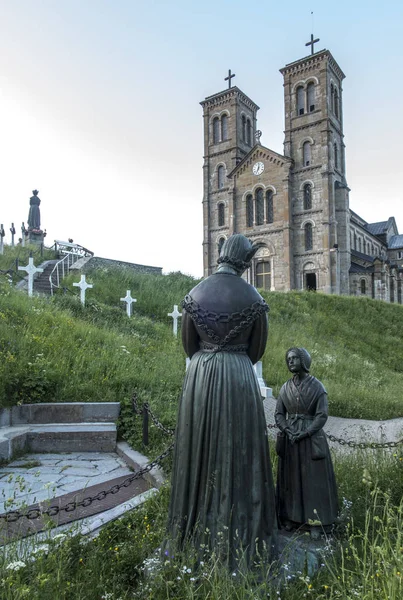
[6,561,26,571]
[32,544,49,554]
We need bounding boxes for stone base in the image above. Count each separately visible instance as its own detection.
[27,231,44,246]
[278,530,336,578]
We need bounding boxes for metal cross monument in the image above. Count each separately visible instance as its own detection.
[120,290,137,317]
[225,69,236,89]
[168,305,182,337]
[305,34,320,55]
[18,257,44,297]
[73,275,93,306]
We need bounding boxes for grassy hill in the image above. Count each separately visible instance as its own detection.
[0,260,403,423]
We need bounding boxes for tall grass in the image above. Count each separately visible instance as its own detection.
[1,451,403,599]
[0,244,56,275]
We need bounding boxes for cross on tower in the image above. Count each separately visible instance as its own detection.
[18,256,43,297]
[120,290,137,317]
[73,274,93,306]
[255,130,262,144]
[305,34,320,55]
[224,69,236,89]
[168,305,182,337]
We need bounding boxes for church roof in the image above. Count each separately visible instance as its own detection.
[350,249,374,264]
[200,86,259,111]
[349,263,374,274]
[279,49,345,81]
[365,221,388,235]
[389,234,403,249]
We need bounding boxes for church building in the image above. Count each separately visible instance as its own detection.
[200,40,403,303]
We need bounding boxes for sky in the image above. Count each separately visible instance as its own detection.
[0,0,402,277]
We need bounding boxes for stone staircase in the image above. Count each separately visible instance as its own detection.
[33,260,59,295]
[0,403,120,460]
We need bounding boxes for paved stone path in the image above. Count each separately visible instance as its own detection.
[0,452,133,513]
[263,397,403,452]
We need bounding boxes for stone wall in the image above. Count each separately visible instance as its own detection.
[81,256,162,275]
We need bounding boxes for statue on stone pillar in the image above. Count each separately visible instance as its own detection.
[275,347,339,538]
[28,190,41,230]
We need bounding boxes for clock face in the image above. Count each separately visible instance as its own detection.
[252,161,264,176]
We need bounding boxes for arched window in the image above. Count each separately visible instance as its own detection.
[256,261,271,290]
[242,115,246,142]
[358,238,362,253]
[246,194,253,227]
[256,188,264,225]
[330,84,334,112]
[371,244,374,255]
[213,117,220,144]
[360,279,366,295]
[218,237,225,255]
[305,222,313,251]
[266,190,274,223]
[246,119,252,146]
[217,165,225,189]
[303,141,311,166]
[334,88,339,118]
[221,114,228,141]
[303,183,312,210]
[297,86,305,115]
[218,203,225,227]
[334,143,338,169]
[307,82,315,112]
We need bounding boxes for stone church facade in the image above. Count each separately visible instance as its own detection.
[201,47,403,303]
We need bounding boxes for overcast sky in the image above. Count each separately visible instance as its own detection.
[0,0,402,276]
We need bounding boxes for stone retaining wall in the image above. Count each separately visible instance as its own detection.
[81,256,162,275]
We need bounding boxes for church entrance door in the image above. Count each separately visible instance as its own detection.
[305,273,317,291]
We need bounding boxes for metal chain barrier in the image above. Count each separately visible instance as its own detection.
[324,432,403,450]
[0,442,174,523]
[131,393,175,440]
[267,423,403,449]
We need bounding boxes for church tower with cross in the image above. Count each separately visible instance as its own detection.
[200,40,352,295]
[200,70,260,274]
[200,40,403,300]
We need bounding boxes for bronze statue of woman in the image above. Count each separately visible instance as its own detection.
[28,190,41,230]
[167,234,277,568]
[275,347,338,538]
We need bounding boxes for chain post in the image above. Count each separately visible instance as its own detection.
[142,403,149,446]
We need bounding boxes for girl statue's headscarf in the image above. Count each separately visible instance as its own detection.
[286,347,312,373]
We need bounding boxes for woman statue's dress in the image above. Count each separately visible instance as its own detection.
[167,268,277,568]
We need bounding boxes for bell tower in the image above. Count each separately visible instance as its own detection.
[280,41,351,294]
[200,71,259,277]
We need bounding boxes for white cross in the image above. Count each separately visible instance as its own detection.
[167,304,182,337]
[73,274,93,306]
[18,257,43,297]
[120,290,137,317]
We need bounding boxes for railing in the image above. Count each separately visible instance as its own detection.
[49,242,93,296]
[52,240,94,257]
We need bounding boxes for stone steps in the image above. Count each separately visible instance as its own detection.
[33,260,58,295]
[0,403,120,460]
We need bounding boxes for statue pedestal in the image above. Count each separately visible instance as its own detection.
[27,230,44,247]
[277,530,337,579]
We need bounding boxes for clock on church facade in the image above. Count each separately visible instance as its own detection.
[200,42,403,302]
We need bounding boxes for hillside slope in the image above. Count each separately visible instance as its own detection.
[1,264,403,420]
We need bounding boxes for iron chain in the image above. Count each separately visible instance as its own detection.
[131,393,175,437]
[0,442,174,523]
[267,424,403,449]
